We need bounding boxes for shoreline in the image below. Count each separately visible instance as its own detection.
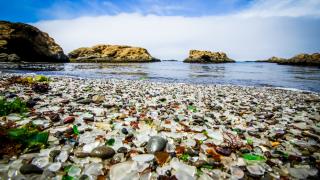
[0,73,319,179]
[2,72,320,94]
[1,72,319,94]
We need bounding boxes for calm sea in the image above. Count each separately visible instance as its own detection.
[1,61,320,92]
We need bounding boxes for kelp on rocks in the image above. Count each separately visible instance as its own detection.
[0,122,49,157]
[0,75,50,93]
[0,97,28,116]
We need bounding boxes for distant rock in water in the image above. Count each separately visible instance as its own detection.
[68,45,160,63]
[0,21,68,62]
[184,50,235,63]
[265,53,320,66]
[266,56,287,63]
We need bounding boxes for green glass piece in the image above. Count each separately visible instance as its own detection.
[73,125,79,135]
[242,153,266,161]
[180,153,190,162]
[62,175,74,180]
[106,138,115,146]
[247,138,253,145]
[188,105,197,112]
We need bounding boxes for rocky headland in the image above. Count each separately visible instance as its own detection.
[0,21,68,62]
[184,50,235,63]
[264,53,320,66]
[68,45,160,63]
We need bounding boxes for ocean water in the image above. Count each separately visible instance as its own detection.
[1,61,320,92]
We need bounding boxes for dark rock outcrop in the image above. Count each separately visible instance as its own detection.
[0,21,68,62]
[184,50,235,63]
[265,53,320,66]
[68,45,160,63]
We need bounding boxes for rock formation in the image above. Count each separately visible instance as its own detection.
[0,21,68,62]
[68,45,160,63]
[265,53,320,66]
[184,50,235,63]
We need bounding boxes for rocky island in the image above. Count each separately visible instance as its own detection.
[264,53,320,66]
[0,21,68,62]
[68,45,160,63]
[184,50,235,63]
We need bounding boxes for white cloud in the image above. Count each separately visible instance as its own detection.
[33,0,320,61]
[239,0,320,17]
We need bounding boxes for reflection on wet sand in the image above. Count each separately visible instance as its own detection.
[0,61,320,91]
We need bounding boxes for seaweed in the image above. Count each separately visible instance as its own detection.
[0,97,28,116]
[222,132,243,150]
[0,75,50,93]
[0,122,49,157]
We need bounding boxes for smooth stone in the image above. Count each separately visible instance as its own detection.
[170,158,196,178]
[83,141,100,153]
[92,95,105,104]
[20,164,43,174]
[90,146,115,159]
[63,116,75,124]
[32,157,49,168]
[146,136,167,154]
[47,162,61,172]
[247,164,265,176]
[288,167,318,179]
[49,150,61,160]
[117,147,128,154]
[77,99,91,104]
[83,117,94,122]
[109,161,139,180]
[230,166,244,179]
[26,99,37,108]
[6,113,21,121]
[132,154,155,162]
[121,128,129,135]
[84,163,103,176]
[92,108,105,117]
[49,113,60,122]
[215,146,232,156]
[75,151,90,158]
[56,150,68,162]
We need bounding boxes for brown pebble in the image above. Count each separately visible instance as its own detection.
[63,116,75,124]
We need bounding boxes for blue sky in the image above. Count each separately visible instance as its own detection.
[1,0,320,60]
[1,0,254,22]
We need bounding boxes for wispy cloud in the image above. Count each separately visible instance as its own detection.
[239,0,320,17]
[34,0,320,60]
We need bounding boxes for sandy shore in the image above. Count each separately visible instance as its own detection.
[0,73,320,179]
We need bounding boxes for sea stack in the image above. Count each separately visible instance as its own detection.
[0,21,68,62]
[184,50,235,63]
[68,45,160,63]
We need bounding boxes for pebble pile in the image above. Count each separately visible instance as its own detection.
[0,73,320,180]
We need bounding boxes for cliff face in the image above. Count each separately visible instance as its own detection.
[68,45,159,63]
[266,53,320,66]
[0,21,68,62]
[184,50,235,63]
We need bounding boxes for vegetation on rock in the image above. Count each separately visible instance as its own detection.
[184,50,235,63]
[68,44,160,63]
[264,53,320,66]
